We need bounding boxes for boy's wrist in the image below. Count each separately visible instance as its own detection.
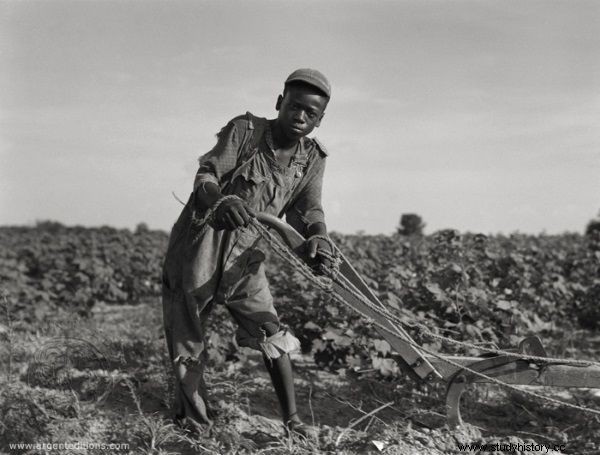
[194,182,223,211]
[306,222,327,237]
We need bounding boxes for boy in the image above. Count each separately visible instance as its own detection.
[161,68,332,437]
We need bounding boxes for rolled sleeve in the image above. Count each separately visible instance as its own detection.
[193,122,241,191]
[286,157,326,230]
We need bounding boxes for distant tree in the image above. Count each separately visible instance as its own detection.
[397,213,425,236]
[135,222,150,235]
[586,220,600,236]
[34,220,65,234]
[586,210,600,234]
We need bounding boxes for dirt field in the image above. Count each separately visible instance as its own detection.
[1,300,598,454]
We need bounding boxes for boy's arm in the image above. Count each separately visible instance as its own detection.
[285,157,331,262]
[306,221,327,237]
[193,121,241,193]
[193,120,255,230]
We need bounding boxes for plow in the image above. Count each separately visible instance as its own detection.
[254,213,600,427]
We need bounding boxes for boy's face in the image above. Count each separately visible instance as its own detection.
[275,85,328,141]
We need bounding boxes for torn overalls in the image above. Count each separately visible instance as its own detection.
[161,112,328,427]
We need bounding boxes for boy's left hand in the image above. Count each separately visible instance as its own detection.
[306,236,332,274]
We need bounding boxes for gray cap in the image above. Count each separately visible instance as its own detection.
[285,68,331,98]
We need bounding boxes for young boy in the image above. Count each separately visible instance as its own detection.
[161,68,332,436]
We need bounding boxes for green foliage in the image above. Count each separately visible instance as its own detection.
[1,222,599,453]
[267,229,600,374]
[0,224,168,321]
[1,222,598,375]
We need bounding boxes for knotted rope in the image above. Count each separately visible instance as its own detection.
[191,194,245,241]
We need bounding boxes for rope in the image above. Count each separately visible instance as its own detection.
[188,204,600,417]
[315,239,600,368]
[256,221,597,366]
[191,194,241,241]
[406,335,600,417]
[410,326,599,368]
[332,266,599,368]
[247,220,600,418]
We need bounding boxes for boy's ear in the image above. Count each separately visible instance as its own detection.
[275,94,283,111]
[315,112,325,128]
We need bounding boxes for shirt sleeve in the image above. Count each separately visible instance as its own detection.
[193,121,242,190]
[286,156,326,230]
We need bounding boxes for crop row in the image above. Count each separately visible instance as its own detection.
[1,221,598,374]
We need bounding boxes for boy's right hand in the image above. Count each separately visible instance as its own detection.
[213,198,256,231]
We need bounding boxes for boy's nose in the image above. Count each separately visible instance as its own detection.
[293,111,306,123]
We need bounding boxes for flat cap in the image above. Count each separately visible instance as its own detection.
[285,68,331,98]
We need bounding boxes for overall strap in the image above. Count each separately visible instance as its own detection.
[238,112,269,165]
[220,112,269,194]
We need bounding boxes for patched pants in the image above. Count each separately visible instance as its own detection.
[161,205,300,426]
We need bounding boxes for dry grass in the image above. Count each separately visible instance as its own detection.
[1,299,597,454]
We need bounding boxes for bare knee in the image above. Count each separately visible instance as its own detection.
[262,321,279,336]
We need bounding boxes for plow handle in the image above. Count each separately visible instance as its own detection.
[255,212,442,382]
[255,213,308,253]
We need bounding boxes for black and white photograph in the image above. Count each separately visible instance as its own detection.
[1,1,599,454]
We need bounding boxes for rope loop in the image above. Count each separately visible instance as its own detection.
[209,194,243,221]
[190,194,244,242]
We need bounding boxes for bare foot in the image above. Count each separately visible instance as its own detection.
[284,416,319,440]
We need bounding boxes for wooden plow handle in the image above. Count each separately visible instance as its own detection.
[255,212,441,382]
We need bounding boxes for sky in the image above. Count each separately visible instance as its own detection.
[1,0,599,235]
